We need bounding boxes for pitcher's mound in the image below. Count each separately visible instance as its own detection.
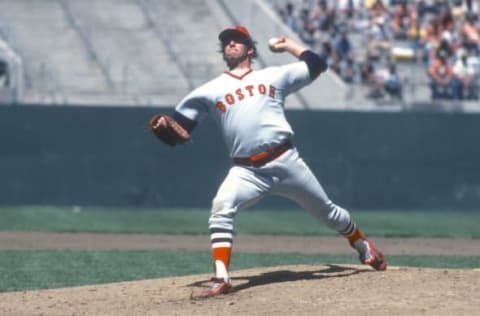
[0,264,478,316]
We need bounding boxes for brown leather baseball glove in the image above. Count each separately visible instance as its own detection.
[149,114,190,146]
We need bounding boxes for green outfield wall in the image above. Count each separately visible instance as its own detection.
[0,105,479,209]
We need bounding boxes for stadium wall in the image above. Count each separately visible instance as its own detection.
[0,105,479,210]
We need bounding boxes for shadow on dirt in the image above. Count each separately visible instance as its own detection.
[188,264,371,294]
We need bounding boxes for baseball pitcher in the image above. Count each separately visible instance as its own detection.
[150,26,387,298]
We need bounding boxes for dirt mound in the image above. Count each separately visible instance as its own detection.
[1,264,478,316]
[0,233,478,315]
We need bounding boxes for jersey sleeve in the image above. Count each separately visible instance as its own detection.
[175,89,212,123]
[276,61,312,95]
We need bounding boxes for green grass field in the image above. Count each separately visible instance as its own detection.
[0,206,479,292]
[1,206,479,238]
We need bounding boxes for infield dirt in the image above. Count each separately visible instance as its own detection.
[0,232,479,316]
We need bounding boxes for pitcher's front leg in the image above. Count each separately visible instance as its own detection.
[201,166,272,297]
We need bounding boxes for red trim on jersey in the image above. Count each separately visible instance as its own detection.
[224,68,253,80]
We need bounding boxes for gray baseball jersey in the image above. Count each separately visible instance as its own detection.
[175,61,311,157]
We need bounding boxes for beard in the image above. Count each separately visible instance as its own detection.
[223,51,250,70]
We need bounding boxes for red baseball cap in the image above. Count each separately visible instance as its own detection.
[218,25,253,43]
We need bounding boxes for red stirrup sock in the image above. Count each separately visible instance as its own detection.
[347,226,367,244]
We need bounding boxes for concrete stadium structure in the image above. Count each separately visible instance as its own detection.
[0,0,364,109]
[0,0,477,111]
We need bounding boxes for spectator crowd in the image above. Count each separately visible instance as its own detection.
[271,0,479,102]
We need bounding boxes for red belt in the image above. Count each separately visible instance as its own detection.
[233,140,292,167]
